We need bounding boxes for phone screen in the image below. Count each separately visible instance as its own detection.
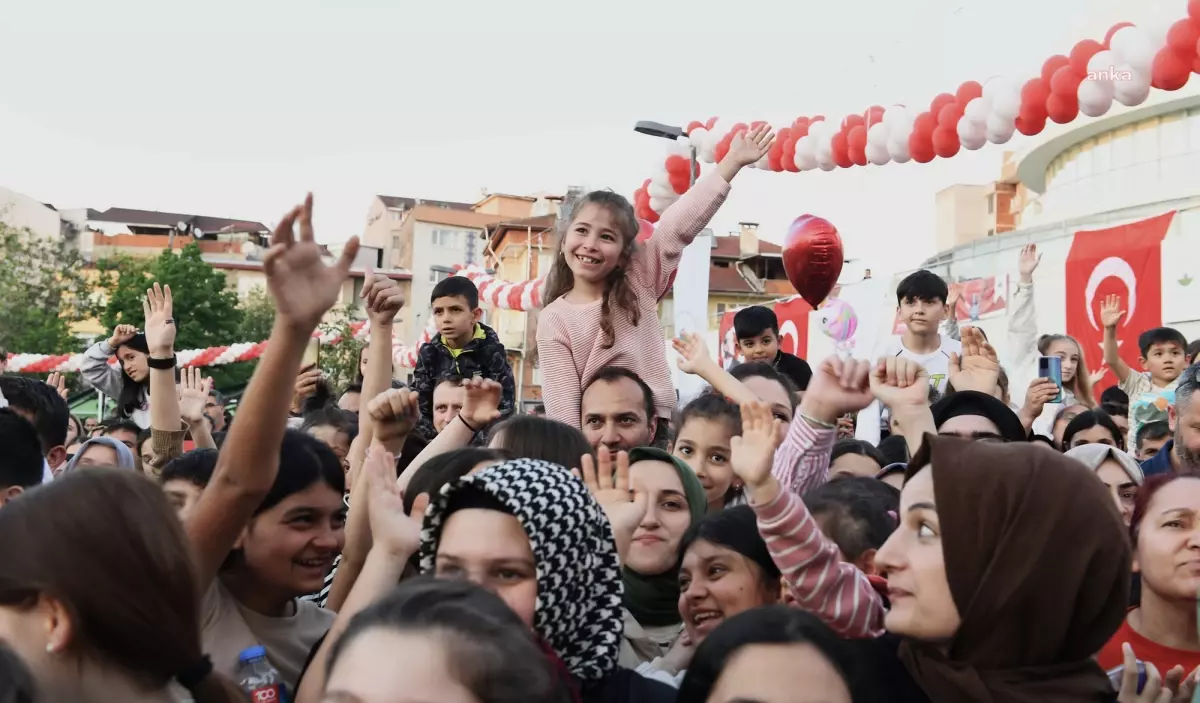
[301,338,320,369]
[1038,356,1064,404]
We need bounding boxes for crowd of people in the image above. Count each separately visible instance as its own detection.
[1,127,1199,703]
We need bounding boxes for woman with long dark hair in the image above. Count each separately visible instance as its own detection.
[81,325,155,428]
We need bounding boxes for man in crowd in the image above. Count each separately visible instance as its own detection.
[1142,363,1200,476]
[205,387,227,433]
[0,409,43,507]
[0,376,69,475]
[579,366,659,453]
[430,375,467,435]
[102,419,141,453]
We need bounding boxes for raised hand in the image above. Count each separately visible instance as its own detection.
[178,367,213,425]
[45,372,68,401]
[574,447,647,564]
[461,377,503,429]
[1019,377,1060,431]
[361,269,405,328]
[1115,642,1197,703]
[142,283,176,357]
[672,332,717,376]
[1100,294,1126,330]
[1088,365,1109,387]
[869,357,931,411]
[291,365,323,414]
[107,324,138,349]
[730,402,784,493]
[946,285,961,312]
[1018,243,1041,282]
[948,327,1000,395]
[723,124,776,168]
[798,355,874,425]
[364,446,424,558]
[366,388,420,447]
[263,194,360,331]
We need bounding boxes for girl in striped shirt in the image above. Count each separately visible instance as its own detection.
[537,125,775,437]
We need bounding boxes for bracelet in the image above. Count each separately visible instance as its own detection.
[147,355,176,370]
[458,413,479,433]
[799,413,836,430]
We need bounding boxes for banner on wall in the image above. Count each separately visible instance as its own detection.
[891,276,1009,334]
[1066,211,1174,393]
[719,296,813,367]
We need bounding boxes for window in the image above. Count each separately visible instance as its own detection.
[429,269,450,284]
[433,229,460,248]
[986,193,994,214]
[716,303,728,318]
[391,235,400,251]
[987,228,995,237]
[390,210,403,221]
[532,362,542,386]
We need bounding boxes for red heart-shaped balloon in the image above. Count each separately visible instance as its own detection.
[782,215,844,308]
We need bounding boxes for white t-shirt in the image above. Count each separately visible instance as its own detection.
[855,334,963,445]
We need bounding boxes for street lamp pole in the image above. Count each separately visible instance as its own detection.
[634,120,697,188]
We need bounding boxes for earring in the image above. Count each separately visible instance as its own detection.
[45,642,56,653]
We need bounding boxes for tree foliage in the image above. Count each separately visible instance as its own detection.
[318,304,365,392]
[237,285,277,344]
[0,224,97,354]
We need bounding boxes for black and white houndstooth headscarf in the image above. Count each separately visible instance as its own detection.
[418,458,623,683]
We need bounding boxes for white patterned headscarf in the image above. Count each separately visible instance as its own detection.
[419,458,623,683]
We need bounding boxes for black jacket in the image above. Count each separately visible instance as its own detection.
[774,350,813,391]
[411,322,515,439]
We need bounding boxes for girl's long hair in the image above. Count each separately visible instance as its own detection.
[542,191,641,349]
[115,333,151,418]
[1038,334,1096,407]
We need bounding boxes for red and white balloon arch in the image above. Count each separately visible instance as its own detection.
[633,5,1200,222]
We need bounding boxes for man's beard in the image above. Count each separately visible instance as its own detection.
[1174,431,1200,475]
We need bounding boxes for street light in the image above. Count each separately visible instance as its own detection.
[634,120,697,188]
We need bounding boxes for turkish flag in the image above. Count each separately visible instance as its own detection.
[719,297,812,366]
[1065,211,1174,394]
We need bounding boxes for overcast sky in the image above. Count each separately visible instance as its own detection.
[0,0,1180,274]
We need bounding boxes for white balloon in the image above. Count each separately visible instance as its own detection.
[991,88,1021,122]
[807,120,827,140]
[651,170,672,191]
[891,150,912,164]
[1113,66,1151,106]
[963,97,990,126]
[647,181,674,199]
[687,127,709,149]
[985,113,1016,144]
[818,159,837,171]
[956,117,987,150]
[1109,26,1155,75]
[982,76,1015,103]
[649,195,675,213]
[888,135,911,162]
[883,105,909,126]
[1087,49,1118,76]
[866,141,891,165]
[867,122,890,148]
[1077,78,1115,117]
[796,147,818,171]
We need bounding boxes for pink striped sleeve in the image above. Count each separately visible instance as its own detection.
[772,418,834,496]
[635,173,730,298]
[752,488,887,638]
[535,309,583,428]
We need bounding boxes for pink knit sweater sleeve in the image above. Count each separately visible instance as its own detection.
[633,172,731,299]
[772,417,834,496]
[535,309,582,427]
[752,488,887,638]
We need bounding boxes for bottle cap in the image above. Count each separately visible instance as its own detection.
[238,645,267,663]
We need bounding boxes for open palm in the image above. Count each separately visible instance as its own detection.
[264,194,360,330]
[730,402,783,491]
[575,447,647,563]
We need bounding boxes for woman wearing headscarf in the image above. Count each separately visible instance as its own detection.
[853,435,1131,702]
[62,436,139,472]
[617,447,707,669]
[1064,443,1144,525]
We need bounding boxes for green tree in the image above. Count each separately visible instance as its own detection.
[318,304,364,392]
[0,224,96,354]
[236,285,277,344]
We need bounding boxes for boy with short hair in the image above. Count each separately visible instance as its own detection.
[855,270,962,444]
[412,276,515,440]
[1100,294,1187,398]
[1135,419,1171,461]
[732,305,813,392]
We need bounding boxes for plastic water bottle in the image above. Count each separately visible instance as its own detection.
[237,646,288,703]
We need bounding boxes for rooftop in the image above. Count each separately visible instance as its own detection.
[711,234,781,258]
[378,195,473,212]
[85,207,268,234]
[407,205,506,229]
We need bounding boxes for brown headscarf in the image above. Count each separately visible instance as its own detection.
[898,435,1131,702]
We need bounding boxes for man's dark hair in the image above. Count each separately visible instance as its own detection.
[1099,386,1129,407]
[1136,420,1171,450]
[1177,364,1200,411]
[1101,401,1128,419]
[729,362,800,409]
[733,306,779,340]
[207,387,226,406]
[896,269,948,305]
[1138,327,1187,357]
[430,276,480,309]
[584,366,654,422]
[435,374,467,391]
[161,448,218,489]
[0,409,45,490]
[1187,339,1200,363]
[0,376,69,453]
[342,383,363,396]
[102,419,141,437]
[804,477,899,562]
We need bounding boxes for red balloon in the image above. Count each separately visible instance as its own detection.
[937,102,964,130]
[956,81,983,105]
[636,219,655,242]
[685,120,704,133]
[1169,19,1200,56]
[782,134,800,173]
[749,121,767,130]
[714,134,734,163]
[849,142,868,167]
[841,114,865,131]
[1105,22,1134,48]
[730,122,749,135]
[782,216,844,308]
[1041,55,1071,84]
[929,93,956,116]
[1049,65,1084,97]
[931,127,960,158]
[831,132,853,168]
[1153,48,1192,91]
[810,115,825,124]
[1069,40,1104,76]
[705,116,718,130]
[1015,114,1047,136]
[909,131,936,163]
[847,125,868,151]
[668,172,690,195]
[793,122,810,138]
[864,105,886,127]
[664,154,690,175]
[1192,50,1200,74]
[1020,78,1051,118]
[768,129,785,171]
[912,111,936,137]
[1046,93,1079,123]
